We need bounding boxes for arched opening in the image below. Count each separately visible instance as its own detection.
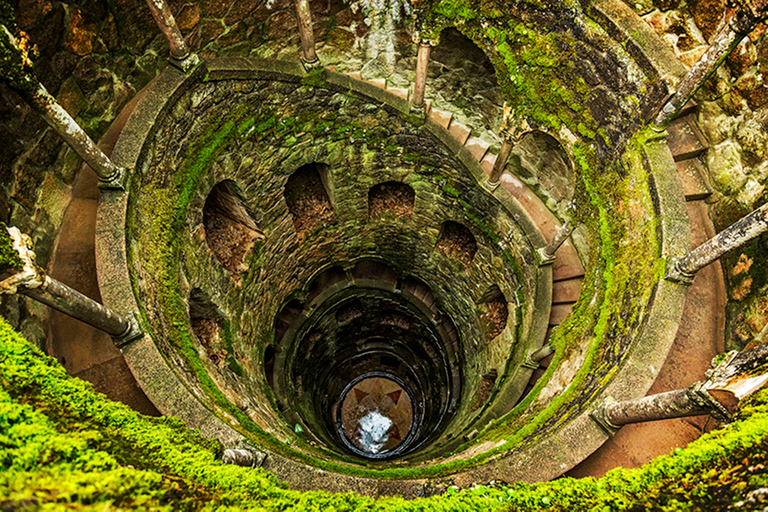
[368,181,415,219]
[478,285,508,340]
[188,288,227,365]
[284,163,335,236]
[274,299,305,343]
[264,344,276,389]
[203,180,264,279]
[435,220,477,267]
[430,27,502,130]
[511,131,574,206]
[307,266,348,303]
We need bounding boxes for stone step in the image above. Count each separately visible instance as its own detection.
[675,158,713,201]
[386,86,409,101]
[428,108,452,129]
[447,119,471,145]
[552,277,583,304]
[667,114,708,162]
[549,303,574,326]
[364,78,386,89]
[464,136,489,162]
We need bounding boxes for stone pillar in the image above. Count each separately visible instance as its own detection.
[485,108,530,190]
[144,0,199,72]
[0,227,143,347]
[23,82,126,189]
[295,0,320,70]
[667,201,768,284]
[522,344,554,369]
[537,219,575,265]
[0,25,125,189]
[593,388,710,432]
[487,137,515,184]
[592,343,768,434]
[654,4,767,128]
[412,41,432,109]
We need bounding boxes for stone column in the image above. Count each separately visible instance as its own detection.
[522,344,555,369]
[295,0,320,70]
[0,227,142,347]
[144,0,199,72]
[0,25,125,189]
[593,388,711,432]
[487,137,515,185]
[592,343,768,434]
[654,3,768,128]
[485,108,530,189]
[667,201,768,284]
[412,41,432,109]
[537,219,575,265]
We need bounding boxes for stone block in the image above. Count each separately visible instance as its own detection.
[481,153,496,176]
[428,108,452,129]
[675,158,712,201]
[666,115,708,161]
[447,120,470,145]
[464,136,489,162]
[365,78,386,89]
[347,71,362,81]
[552,277,583,304]
[386,86,409,101]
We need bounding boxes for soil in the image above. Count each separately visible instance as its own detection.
[435,222,477,267]
[204,214,263,278]
[369,182,415,219]
[190,317,228,365]
[480,299,508,340]
[284,168,335,235]
[472,372,498,411]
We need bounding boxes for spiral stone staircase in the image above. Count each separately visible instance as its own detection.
[4,0,766,502]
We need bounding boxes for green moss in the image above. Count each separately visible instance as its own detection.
[2,318,768,509]
[0,3,37,92]
[0,222,23,274]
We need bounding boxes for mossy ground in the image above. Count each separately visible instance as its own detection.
[1,317,768,509]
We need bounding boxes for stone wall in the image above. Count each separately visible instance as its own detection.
[127,71,541,464]
[629,0,768,349]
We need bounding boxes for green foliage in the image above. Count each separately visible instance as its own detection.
[1,314,768,509]
[0,222,23,274]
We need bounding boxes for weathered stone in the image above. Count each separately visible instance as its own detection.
[12,164,44,212]
[99,13,121,52]
[56,78,87,118]
[727,36,758,78]
[218,22,248,47]
[735,72,768,109]
[26,129,61,169]
[201,19,226,45]
[65,8,99,56]
[266,11,297,41]
[708,140,748,193]
[224,0,256,25]
[219,41,251,57]
[16,0,52,28]
[72,55,110,94]
[325,27,355,50]
[121,8,157,53]
[687,0,726,41]
[735,112,768,158]
[37,173,71,229]
[24,4,64,58]
[200,0,230,18]
[176,3,201,31]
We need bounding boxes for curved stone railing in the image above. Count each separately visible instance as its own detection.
[95,57,557,495]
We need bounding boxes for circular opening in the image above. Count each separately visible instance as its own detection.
[337,373,416,459]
